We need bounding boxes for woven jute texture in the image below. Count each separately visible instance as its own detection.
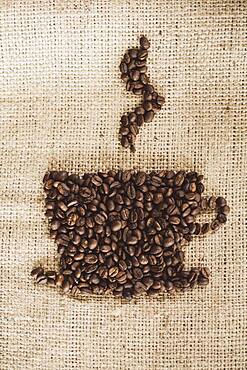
[0,1,246,369]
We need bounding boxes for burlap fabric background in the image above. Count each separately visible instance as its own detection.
[1,1,246,369]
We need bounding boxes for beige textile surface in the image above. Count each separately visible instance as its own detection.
[0,1,246,369]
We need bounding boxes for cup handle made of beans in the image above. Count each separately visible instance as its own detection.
[195,196,230,236]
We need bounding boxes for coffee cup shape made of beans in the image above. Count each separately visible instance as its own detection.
[31,169,229,300]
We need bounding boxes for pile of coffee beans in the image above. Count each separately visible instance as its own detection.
[119,36,165,152]
[31,170,229,300]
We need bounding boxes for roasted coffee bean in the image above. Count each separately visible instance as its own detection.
[62,280,70,293]
[211,219,220,231]
[221,205,230,215]
[92,175,103,187]
[138,49,148,60]
[111,220,122,232]
[46,271,57,279]
[140,74,149,85]
[130,69,140,81]
[136,114,144,126]
[121,136,130,148]
[208,196,216,210]
[157,96,165,106]
[129,48,138,59]
[127,235,138,245]
[144,110,154,123]
[163,237,174,248]
[120,126,129,136]
[217,213,227,223]
[143,101,153,111]
[55,274,64,287]
[31,267,44,279]
[197,276,209,286]
[200,267,210,279]
[84,254,98,264]
[201,223,210,234]
[133,88,143,95]
[174,172,185,187]
[109,266,119,278]
[216,197,227,208]
[129,124,139,136]
[135,106,145,115]
[200,198,208,210]
[88,239,98,250]
[95,213,106,225]
[120,61,128,74]
[36,275,47,285]
[140,35,150,49]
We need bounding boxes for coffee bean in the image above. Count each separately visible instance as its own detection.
[129,124,139,136]
[127,235,138,245]
[211,219,220,231]
[111,220,122,232]
[200,198,208,210]
[88,238,98,250]
[120,61,128,74]
[140,36,150,49]
[124,52,131,63]
[138,49,148,60]
[135,107,145,115]
[143,101,153,111]
[201,223,210,234]
[95,213,106,225]
[67,213,78,226]
[131,267,142,280]
[200,267,210,279]
[217,213,227,223]
[121,136,130,148]
[208,196,216,209]
[62,280,70,293]
[130,69,140,81]
[46,271,57,279]
[57,183,70,196]
[221,205,230,215]
[31,267,44,278]
[169,216,180,225]
[129,48,138,59]
[107,266,118,278]
[149,246,162,256]
[140,74,149,85]
[84,254,98,264]
[133,88,143,95]
[127,183,136,199]
[144,110,154,123]
[80,187,91,198]
[54,274,64,287]
[174,172,185,187]
[163,237,174,248]
[136,114,144,126]
[197,276,209,286]
[157,96,165,106]
[36,275,47,285]
[121,115,129,126]
[216,197,227,208]
[92,175,103,187]
[138,254,149,265]
[120,126,129,136]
